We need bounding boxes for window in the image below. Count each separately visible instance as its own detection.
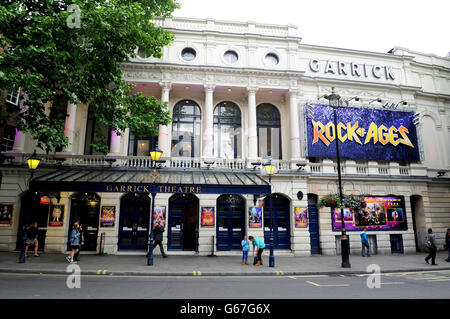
[171,100,201,157]
[0,125,16,152]
[264,53,279,66]
[137,48,149,59]
[257,103,281,159]
[6,87,20,106]
[128,132,158,156]
[224,50,238,64]
[181,47,196,61]
[213,101,241,159]
[84,105,110,155]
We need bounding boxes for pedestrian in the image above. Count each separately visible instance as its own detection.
[152,220,167,258]
[24,222,40,257]
[241,235,250,265]
[445,228,450,262]
[360,227,370,257]
[73,223,84,262]
[424,228,437,265]
[249,235,265,266]
[66,222,81,264]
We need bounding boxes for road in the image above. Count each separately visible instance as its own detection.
[1,270,449,299]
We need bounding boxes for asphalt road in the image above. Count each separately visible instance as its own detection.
[1,270,449,299]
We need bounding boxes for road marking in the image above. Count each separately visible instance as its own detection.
[276,271,285,276]
[192,271,202,276]
[379,282,404,285]
[306,280,350,287]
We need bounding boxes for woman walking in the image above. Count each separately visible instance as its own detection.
[66,222,81,264]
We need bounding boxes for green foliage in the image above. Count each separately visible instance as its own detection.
[343,195,366,211]
[0,0,179,153]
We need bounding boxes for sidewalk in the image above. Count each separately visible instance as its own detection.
[0,251,449,277]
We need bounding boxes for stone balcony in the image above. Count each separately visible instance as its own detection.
[1,153,436,179]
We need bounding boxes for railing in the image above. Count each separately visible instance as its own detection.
[3,153,424,177]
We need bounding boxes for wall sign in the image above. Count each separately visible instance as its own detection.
[48,204,64,227]
[249,207,263,228]
[100,206,116,227]
[306,104,420,161]
[0,204,13,226]
[201,207,215,227]
[309,58,395,80]
[332,196,407,231]
[294,207,308,228]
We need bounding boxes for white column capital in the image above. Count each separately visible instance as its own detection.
[204,84,216,93]
[159,81,172,91]
[247,86,259,95]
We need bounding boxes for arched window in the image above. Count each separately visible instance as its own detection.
[257,103,281,159]
[171,100,201,158]
[84,105,110,155]
[213,101,242,159]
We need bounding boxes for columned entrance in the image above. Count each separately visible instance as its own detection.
[118,193,150,250]
[263,193,290,249]
[68,193,100,251]
[168,194,199,251]
[216,194,246,251]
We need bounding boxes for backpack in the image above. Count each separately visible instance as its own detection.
[424,236,432,249]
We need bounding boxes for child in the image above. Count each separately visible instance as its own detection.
[241,235,250,265]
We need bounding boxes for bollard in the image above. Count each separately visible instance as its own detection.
[208,235,217,257]
[98,232,105,255]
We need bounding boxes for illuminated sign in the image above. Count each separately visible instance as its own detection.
[306,105,420,161]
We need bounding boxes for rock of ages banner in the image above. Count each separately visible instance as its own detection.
[306,104,420,161]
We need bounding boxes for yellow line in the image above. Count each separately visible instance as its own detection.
[380,282,404,285]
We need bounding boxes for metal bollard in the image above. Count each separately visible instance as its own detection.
[208,235,217,257]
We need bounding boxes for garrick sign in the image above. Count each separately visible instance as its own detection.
[105,184,202,194]
[309,58,395,80]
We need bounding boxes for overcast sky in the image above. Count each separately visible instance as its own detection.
[173,0,449,57]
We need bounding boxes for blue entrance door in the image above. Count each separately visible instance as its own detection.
[168,194,198,251]
[216,195,245,251]
[264,194,290,249]
[118,194,150,250]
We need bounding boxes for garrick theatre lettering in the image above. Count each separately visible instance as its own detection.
[105,184,202,193]
[309,59,395,80]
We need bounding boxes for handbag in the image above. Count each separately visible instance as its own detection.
[424,236,432,249]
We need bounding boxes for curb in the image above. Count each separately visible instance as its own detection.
[1,266,449,277]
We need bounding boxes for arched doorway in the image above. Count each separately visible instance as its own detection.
[168,194,199,251]
[118,193,150,250]
[216,194,246,251]
[263,193,290,249]
[308,193,320,254]
[15,191,47,252]
[68,193,101,251]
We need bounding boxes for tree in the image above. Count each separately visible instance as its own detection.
[0,0,179,153]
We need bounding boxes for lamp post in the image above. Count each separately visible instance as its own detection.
[264,160,276,267]
[147,146,163,266]
[19,151,41,263]
[324,88,351,268]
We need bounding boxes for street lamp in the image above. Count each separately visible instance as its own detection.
[264,160,276,267]
[324,88,351,269]
[147,146,163,266]
[19,150,41,263]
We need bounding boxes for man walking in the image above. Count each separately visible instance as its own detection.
[425,228,437,265]
[152,220,167,258]
[360,227,370,257]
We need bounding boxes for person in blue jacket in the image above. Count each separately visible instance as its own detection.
[241,235,250,265]
[360,227,370,257]
[249,236,266,266]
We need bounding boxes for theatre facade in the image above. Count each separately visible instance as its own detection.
[0,17,449,257]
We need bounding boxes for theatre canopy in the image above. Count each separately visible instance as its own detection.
[30,168,271,195]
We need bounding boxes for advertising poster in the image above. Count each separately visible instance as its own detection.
[100,206,116,227]
[201,207,215,227]
[306,104,420,161]
[332,196,407,231]
[249,207,263,228]
[0,204,13,226]
[294,207,308,228]
[153,206,166,228]
[48,204,64,227]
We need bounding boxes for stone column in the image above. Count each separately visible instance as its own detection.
[203,84,215,159]
[289,89,301,161]
[158,82,171,157]
[61,102,77,154]
[247,87,259,161]
[108,130,122,156]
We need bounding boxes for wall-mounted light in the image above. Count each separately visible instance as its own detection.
[437,171,446,177]
[369,98,382,104]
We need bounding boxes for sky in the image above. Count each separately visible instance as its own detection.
[173,0,450,57]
